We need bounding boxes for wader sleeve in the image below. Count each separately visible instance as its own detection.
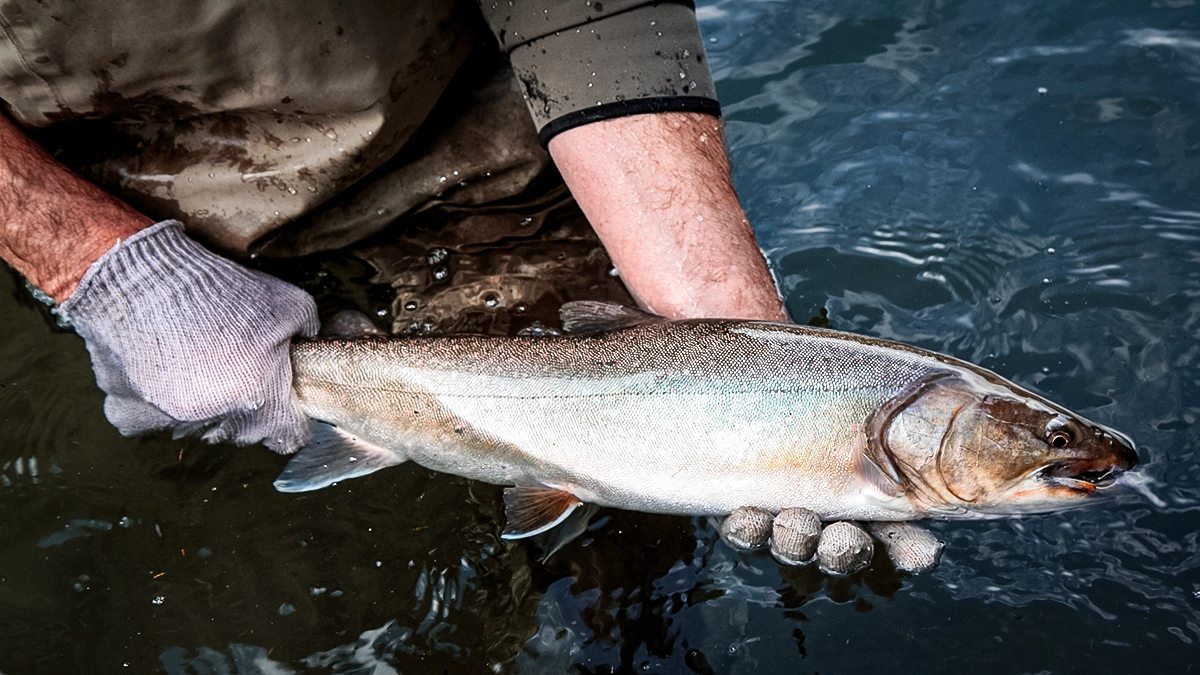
[476,0,720,146]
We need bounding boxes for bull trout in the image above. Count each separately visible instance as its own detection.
[276,302,1136,539]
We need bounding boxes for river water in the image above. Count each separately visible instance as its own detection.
[2,0,1199,672]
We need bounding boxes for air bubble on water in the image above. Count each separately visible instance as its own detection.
[279,603,296,616]
[324,129,338,140]
[682,49,690,57]
[376,308,388,317]
[520,217,534,226]
[1037,87,1048,95]
[1042,367,1050,373]
[485,295,500,308]
[208,172,215,178]
[452,170,459,176]
[514,303,528,314]
[709,37,718,43]
[428,248,449,264]
[118,517,132,528]
[375,561,382,567]
[152,596,164,605]
[377,208,387,216]
[609,267,620,277]
[439,175,447,183]
[433,267,449,281]
[1042,278,1051,284]
[404,300,418,312]
[311,587,327,596]
[1046,247,1056,254]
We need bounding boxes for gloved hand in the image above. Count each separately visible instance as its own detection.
[719,507,944,575]
[57,220,319,453]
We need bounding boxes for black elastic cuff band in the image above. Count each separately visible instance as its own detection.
[538,96,722,147]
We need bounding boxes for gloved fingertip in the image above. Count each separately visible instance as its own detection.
[816,521,874,576]
[719,506,773,550]
[770,507,821,565]
[866,521,944,574]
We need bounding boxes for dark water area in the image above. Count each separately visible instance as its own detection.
[3,0,1200,672]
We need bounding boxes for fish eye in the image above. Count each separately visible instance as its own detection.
[1047,429,1072,448]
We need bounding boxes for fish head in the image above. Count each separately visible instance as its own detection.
[869,372,1137,517]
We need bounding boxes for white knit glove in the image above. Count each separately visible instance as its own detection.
[57,221,318,453]
[720,508,944,575]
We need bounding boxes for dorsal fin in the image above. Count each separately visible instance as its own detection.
[319,309,386,338]
[500,486,583,539]
[559,301,662,335]
[274,422,405,493]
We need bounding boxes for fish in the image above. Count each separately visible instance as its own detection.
[275,302,1137,540]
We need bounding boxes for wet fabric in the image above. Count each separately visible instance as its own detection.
[0,0,718,258]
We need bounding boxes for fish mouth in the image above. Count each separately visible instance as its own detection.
[1038,456,1133,494]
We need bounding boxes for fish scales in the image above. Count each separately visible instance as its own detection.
[292,321,940,519]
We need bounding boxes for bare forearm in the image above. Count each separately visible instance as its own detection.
[0,114,152,303]
[549,112,786,322]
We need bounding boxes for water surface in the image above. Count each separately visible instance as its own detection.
[2,0,1199,672]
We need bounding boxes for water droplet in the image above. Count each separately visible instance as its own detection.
[376,308,388,317]
[279,603,295,616]
[682,49,690,57]
[207,172,215,178]
[1046,247,1056,254]
[650,20,656,26]
[152,596,165,605]
[709,37,718,43]
[324,129,338,140]
[432,267,449,281]
[376,208,387,215]
[484,295,500,308]
[404,300,418,311]
[514,303,528,314]
[305,137,312,142]
[286,186,297,195]
[520,217,533,226]
[1042,278,1051,284]
[609,266,620,277]
[375,561,382,567]
[679,71,687,79]
[291,137,301,143]
[439,175,447,183]
[1037,87,1048,95]
[119,516,133,528]
[427,248,449,264]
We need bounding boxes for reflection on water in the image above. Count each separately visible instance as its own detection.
[3,0,1200,672]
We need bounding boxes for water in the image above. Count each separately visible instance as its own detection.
[3,0,1200,671]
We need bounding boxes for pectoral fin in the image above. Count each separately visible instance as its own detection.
[274,422,405,493]
[853,438,905,500]
[501,486,584,539]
